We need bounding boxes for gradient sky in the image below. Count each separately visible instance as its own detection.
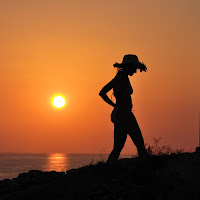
[0,0,200,154]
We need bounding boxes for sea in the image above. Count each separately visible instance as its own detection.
[0,153,134,181]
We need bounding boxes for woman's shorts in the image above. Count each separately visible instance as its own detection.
[111,108,137,130]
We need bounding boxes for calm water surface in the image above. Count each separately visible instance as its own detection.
[0,153,134,180]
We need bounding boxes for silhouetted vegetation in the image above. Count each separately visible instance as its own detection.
[146,137,185,155]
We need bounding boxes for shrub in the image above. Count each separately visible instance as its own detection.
[146,138,184,155]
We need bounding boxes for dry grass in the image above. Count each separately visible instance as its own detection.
[145,137,185,155]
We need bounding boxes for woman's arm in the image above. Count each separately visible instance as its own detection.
[99,79,115,107]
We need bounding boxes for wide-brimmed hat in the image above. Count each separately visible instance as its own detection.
[113,54,147,72]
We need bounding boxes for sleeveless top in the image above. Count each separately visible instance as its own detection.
[113,71,133,110]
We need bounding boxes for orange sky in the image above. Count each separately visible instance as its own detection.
[0,0,200,154]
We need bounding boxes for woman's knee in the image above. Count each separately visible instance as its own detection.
[113,143,124,153]
[129,130,144,145]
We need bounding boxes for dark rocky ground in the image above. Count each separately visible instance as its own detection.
[1,152,200,200]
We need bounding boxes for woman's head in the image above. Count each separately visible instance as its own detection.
[125,65,137,76]
[113,54,147,75]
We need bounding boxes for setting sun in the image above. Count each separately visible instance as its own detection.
[52,96,66,108]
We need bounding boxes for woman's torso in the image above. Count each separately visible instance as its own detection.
[113,71,133,110]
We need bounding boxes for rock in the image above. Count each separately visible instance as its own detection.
[1,152,200,199]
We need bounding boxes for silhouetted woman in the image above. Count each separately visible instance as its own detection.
[99,54,148,163]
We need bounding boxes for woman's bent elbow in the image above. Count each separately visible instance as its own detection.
[99,91,104,97]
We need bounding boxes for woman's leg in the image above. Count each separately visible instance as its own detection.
[107,125,127,163]
[128,113,147,157]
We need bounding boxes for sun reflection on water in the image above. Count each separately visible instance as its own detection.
[46,153,68,172]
